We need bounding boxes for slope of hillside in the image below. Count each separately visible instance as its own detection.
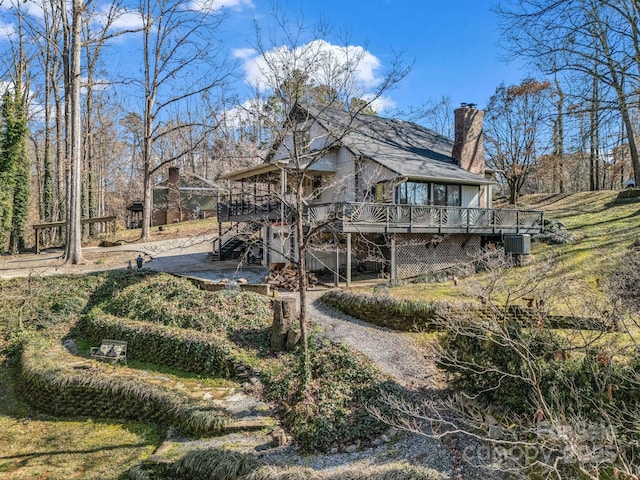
[388,191,640,315]
[519,191,639,307]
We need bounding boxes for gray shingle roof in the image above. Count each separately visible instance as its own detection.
[309,106,491,185]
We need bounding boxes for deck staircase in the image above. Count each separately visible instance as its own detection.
[212,222,261,261]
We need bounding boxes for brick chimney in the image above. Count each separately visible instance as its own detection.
[452,103,485,175]
[166,166,181,223]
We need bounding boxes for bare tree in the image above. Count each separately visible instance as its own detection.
[484,79,553,204]
[62,0,83,264]
[496,0,640,187]
[236,11,410,385]
[406,95,454,138]
[133,0,233,239]
[373,251,640,479]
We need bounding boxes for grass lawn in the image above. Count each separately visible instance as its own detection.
[83,217,219,247]
[0,362,161,480]
[354,191,640,317]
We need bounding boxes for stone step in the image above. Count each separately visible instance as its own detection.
[224,415,274,432]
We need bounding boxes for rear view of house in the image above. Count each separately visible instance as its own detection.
[217,103,543,282]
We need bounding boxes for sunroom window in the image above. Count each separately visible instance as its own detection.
[433,183,461,206]
[396,181,431,205]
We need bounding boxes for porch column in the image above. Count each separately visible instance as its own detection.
[390,233,397,282]
[262,225,268,267]
[346,233,352,287]
[335,237,340,287]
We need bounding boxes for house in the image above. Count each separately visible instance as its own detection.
[216,104,543,282]
[152,167,225,226]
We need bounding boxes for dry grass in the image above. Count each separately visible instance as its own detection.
[0,364,160,480]
[365,191,640,317]
[85,217,219,246]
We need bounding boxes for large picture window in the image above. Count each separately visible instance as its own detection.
[397,181,431,205]
[433,183,461,207]
[396,181,461,206]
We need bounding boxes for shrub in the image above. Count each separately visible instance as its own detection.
[170,449,257,480]
[78,308,240,377]
[261,337,405,453]
[615,187,640,203]
[438,320,569,413]
[322,291,612,333]
[19,335,229,435]
[245,463,441,480]
[320,290,441,332]
[533,218,574,245]
[103,274,272,349]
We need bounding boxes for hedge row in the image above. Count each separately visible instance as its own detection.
[130,452,440,480]
[19,336,229,435]
[321,291,614,332]
[319,290,441,332]
[78,308,242,377]
[261,338,405,453]
[615,188,640,203]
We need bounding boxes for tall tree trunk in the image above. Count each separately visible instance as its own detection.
[295,180,310,388]
[141,5,154,240]
[589,76,600,191]
[43,35,54,224]
[553,73,565,193]
[64,0,84,264]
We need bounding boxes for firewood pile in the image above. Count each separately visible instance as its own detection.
[265,263,318,291]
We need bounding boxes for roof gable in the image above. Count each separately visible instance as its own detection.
[155,171,225,190]
[306,106,490,185]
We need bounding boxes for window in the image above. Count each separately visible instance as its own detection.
[396,182,461,206]
[312,176,322,199]
[433,184,446,205]
[433,183,461,207]
[447,185,461,206]
[293,130,310,156]
[397,181,432,205]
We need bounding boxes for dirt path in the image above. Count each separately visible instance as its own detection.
[306,290,443,391]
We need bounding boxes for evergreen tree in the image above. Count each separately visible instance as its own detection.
[0,85,30,254]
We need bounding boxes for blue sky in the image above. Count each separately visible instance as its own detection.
[222,0,531,112]
[0,0,531,116]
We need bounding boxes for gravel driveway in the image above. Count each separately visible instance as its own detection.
[306,290,443,391]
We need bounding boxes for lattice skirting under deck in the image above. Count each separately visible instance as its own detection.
[396,234,481,279]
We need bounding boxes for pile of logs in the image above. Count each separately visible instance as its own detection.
[265,263,318,291]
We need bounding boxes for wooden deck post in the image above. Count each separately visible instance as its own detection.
[390,233,397,282]
[334,236,340,287]
[346,233,352,287]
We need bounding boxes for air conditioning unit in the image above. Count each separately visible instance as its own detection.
[503,234,531,255]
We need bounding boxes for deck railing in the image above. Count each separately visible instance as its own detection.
[218,194,282,219]
[219,198,544,234]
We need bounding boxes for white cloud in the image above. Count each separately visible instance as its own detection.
[238,39,384,93]
[0,0,45,20]
[80,76,112,95]
[188,0,253,13]
[222,98,263,129]
[20,0,46,20]
[0,20,16,40]
[232,47,257,60]
[99,7,144,31]
[363,94,397,114]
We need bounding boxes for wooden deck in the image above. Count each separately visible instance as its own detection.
[219,198,544,235]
